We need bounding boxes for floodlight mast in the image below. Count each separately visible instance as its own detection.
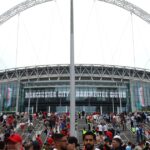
[70,0,76,136]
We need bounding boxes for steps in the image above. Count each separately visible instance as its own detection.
[77,118,88,144]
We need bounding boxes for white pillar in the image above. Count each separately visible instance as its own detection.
[36,98,38,112]
[28,98,30,115]
[100,106,102,115]
[83,106,85,111]
[119,86,122,113]
[119,98,122,113]
[48,106,50,113]
[16,81,20,113]
[112,98,114,113]
[32,107,33,114]
[117,106,120,114]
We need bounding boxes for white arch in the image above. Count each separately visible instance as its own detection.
[0,0,54,25]
[0,0,150,25]
[98,0,150,24]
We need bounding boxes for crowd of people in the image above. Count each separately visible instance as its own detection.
[81,112,150,150]
[0,111,150,150]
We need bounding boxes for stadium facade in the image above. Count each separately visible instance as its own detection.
[0,64,150,113]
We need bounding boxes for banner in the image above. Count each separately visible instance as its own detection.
[25,90,126,99]
[138,87,144,107]
[5,87,12,108]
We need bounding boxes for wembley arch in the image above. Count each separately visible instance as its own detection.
[0,0,150,25]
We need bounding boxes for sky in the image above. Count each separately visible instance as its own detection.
[0,0,150,70]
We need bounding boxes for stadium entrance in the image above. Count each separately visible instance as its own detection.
[22,78,130,114]
[24,87,128,113]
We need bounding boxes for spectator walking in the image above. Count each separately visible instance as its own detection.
[83,131,100,150]
[36,134,43,149]
[5,133,24,150]
[111,135,123,150]
[52,133,68,150]
[67,136,79,150]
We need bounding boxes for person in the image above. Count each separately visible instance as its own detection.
[36,134,43,149]
[134,141,145,150]
[0,129,5,150]
[52,133,68,150]
[46,137,55,150]
[82,111,85,119]
[143,141,150,150]
[82,127,87,138]
[111,135,123,150]
[5,133,24,150]
[99,137,111,150]
[83,131,100,150]
[96,132,104,145]
[97,123,103,135]
[78,112,81,119]
[92,126,96,135]
[105,130,113,142]
[67,136,79,150]
[23,140,33,150]
[31,140,41,150]
[125,141,132,150]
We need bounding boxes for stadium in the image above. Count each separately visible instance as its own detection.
[0,0,150,114]
[1,1,150,148]
[0,64,150,113]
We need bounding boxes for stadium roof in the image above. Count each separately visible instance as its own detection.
[0,64,150,82]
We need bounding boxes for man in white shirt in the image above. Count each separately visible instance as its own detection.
[97,123,102,134]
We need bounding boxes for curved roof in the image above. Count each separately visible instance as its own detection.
[0,64,150,82]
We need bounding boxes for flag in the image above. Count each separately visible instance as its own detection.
[138,87,144,107]
[6,87,12,107]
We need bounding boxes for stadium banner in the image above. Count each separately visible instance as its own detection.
[5,87,12,108]
[25,90,126,99]
[138,87,145,107]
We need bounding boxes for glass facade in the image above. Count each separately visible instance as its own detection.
[0,80,149,113]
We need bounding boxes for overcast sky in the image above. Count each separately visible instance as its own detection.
[0,0,150,70]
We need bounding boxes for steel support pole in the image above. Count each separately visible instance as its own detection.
[70,0,75,136]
